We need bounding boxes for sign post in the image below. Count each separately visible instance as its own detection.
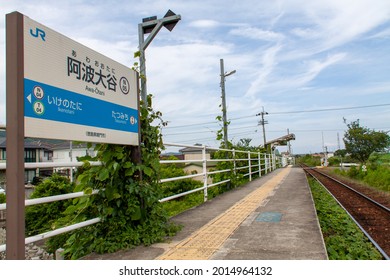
[6,11,25,260]
[5,11,140,259]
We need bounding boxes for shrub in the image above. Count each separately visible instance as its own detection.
[347,166,363,179]
[296,154,321,167]
[25,173,74,237]
[159,156,203,197]
[363,165,390,192]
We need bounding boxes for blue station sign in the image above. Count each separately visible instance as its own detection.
[23,15,139,145]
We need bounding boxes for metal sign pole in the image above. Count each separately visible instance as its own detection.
[6,11,26,260]
[138,10,181,107]
[138,23,147,107]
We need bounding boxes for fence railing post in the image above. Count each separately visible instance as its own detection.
[202,145,208,202]
[258,152,261,177]
[233,149,236,176]
[273,153,276,170]
[248,151,252,181]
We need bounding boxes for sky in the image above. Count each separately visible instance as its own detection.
[1,0,390,154]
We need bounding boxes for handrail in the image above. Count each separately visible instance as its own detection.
[0,190,99,211]
[0,161,101,169]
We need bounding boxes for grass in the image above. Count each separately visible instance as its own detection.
[161,185,224,217]
[162,192,205,217]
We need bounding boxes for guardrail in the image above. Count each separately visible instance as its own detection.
[0,142,285,255]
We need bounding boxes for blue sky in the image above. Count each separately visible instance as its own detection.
[1,0,390,154]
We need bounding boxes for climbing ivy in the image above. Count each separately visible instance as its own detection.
[213,106,266,191]
[48,95,180,259]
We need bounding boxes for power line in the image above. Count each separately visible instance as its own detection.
[163,120,219,129]
[268,103,390,115]
[232,103,390,120]
[163,125,258,136]
[164,103,390,129]
[164,125,390,145]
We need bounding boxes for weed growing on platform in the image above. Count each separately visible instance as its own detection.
[309,178,382,260]
[162,187,222,217]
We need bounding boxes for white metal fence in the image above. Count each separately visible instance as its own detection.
[0,142,285,254]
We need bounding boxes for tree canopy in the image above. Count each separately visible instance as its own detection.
[343,120,390,163]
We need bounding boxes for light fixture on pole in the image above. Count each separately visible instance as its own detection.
[220,58,236,149]
[138,10,181,107]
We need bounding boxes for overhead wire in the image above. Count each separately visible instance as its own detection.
[162,103,390,144]
[164,103,390,130]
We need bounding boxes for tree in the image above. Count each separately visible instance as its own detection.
[334,149,347,157]
[343,120,390,163]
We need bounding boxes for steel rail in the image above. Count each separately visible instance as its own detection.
[311,167,390,213]
[303,166,390,260]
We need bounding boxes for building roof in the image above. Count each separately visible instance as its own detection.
[179,144,205,154]
[0,138,53,150]
[0,131,87,151]
[51,141,92,150]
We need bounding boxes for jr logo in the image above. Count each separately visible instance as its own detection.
[30,27,46,41]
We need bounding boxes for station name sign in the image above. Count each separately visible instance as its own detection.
[22,14,139,145]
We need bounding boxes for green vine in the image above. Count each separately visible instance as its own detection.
[48,95,180,259]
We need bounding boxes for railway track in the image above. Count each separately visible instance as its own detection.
[302,165,390,260]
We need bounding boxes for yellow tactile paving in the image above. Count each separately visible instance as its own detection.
[157,166,292,260]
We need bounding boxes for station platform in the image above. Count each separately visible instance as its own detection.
[83,166,328,260]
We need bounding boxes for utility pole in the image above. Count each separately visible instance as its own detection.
[337,132,343,169]
[219,58,236,149]
[256,107,268,148]
[287,128,291,155]
[322,132,328,166]
[337,132,341,150]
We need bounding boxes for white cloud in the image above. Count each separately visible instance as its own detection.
[245,44,282,97]
[1,0,390,153]
[301,0,390,50]
[230,27,284,42]
[189,19,220,28]
[369,27,390,39]
[290,27,320,40]
[297,53,347,85]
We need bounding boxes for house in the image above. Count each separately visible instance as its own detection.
[179,144,214,183]
[0,129,95,188]
[0,137,54,186]
[160,152,184,160]
[51,141,96,178]
[179,143,211,161]
[51,141,95,162]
